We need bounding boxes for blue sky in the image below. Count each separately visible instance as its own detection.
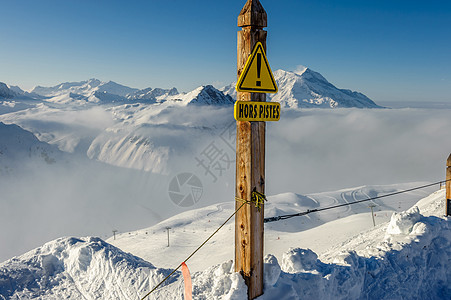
[0,0,450,102]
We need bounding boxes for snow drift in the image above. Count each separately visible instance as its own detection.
[1,190,449,299]
[152,190,451,299]
[0,237,175,299]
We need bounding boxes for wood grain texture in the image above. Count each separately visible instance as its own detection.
[235,1,267,299]
[238,0,267,28]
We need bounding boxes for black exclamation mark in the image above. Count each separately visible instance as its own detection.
[256,53,261,87]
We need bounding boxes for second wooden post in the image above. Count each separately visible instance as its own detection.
[446,154,451,216]
[235,0,267,299]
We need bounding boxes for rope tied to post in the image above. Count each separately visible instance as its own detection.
[235,190,267,212]
[140,200,249,300]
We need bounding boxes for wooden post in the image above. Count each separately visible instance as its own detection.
[235,1,267,299]
[446,154,451,216]
[369,204,377,227]
[166,227,171,247]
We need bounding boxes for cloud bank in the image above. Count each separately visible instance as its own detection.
[1,106,451,262]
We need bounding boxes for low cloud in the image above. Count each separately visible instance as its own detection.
[1,106,451,262]
[267,108,451,194]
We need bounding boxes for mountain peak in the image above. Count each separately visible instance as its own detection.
[293,65,308,76]
[0,82,16,99]
[126,87,179,102]
[274,68,328,83]
[167,85,234,106]
[187,85,234,105]
[87,78,102,87]
[224,67,381,109]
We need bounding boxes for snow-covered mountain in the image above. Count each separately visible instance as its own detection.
[29,79,232,106]
[166,85,234,106]
[31,78,139,98]
[126,87,179,102]
[8,66,380,108]
[222,67,381,108]
[0,122,62,174]
[7,85,25,96]
[0,82,43,101]
[29,79,139,104]
[0,83,16,99]
[85,102,233,173]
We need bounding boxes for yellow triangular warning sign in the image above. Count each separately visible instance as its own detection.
[236,42,278,94]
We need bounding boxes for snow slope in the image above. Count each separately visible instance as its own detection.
[127,189,450,300]
[222,68,381,108]
[108,182,433,272]
[1,188,449,299]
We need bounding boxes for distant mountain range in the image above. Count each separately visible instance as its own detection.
[1,67,380,108]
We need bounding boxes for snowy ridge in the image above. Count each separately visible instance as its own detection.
[222,68,381,108]
[0,122,62,174]
[28,79,233,106]
[0,237,176,299]
[87,129,171,173]
[31,79,138,98]
[85,102,232,173]
[7,86,25,96]
[30,79,139,104]
[166,85,234,106]
[0,83,16,99]
[126,87,179,102]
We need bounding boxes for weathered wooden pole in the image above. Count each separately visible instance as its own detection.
[446,154,451,216]
[369,204,377,227]
[235,0,267,298]
[166,227,171,247]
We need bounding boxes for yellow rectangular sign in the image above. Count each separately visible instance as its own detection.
[234,101,281,122]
